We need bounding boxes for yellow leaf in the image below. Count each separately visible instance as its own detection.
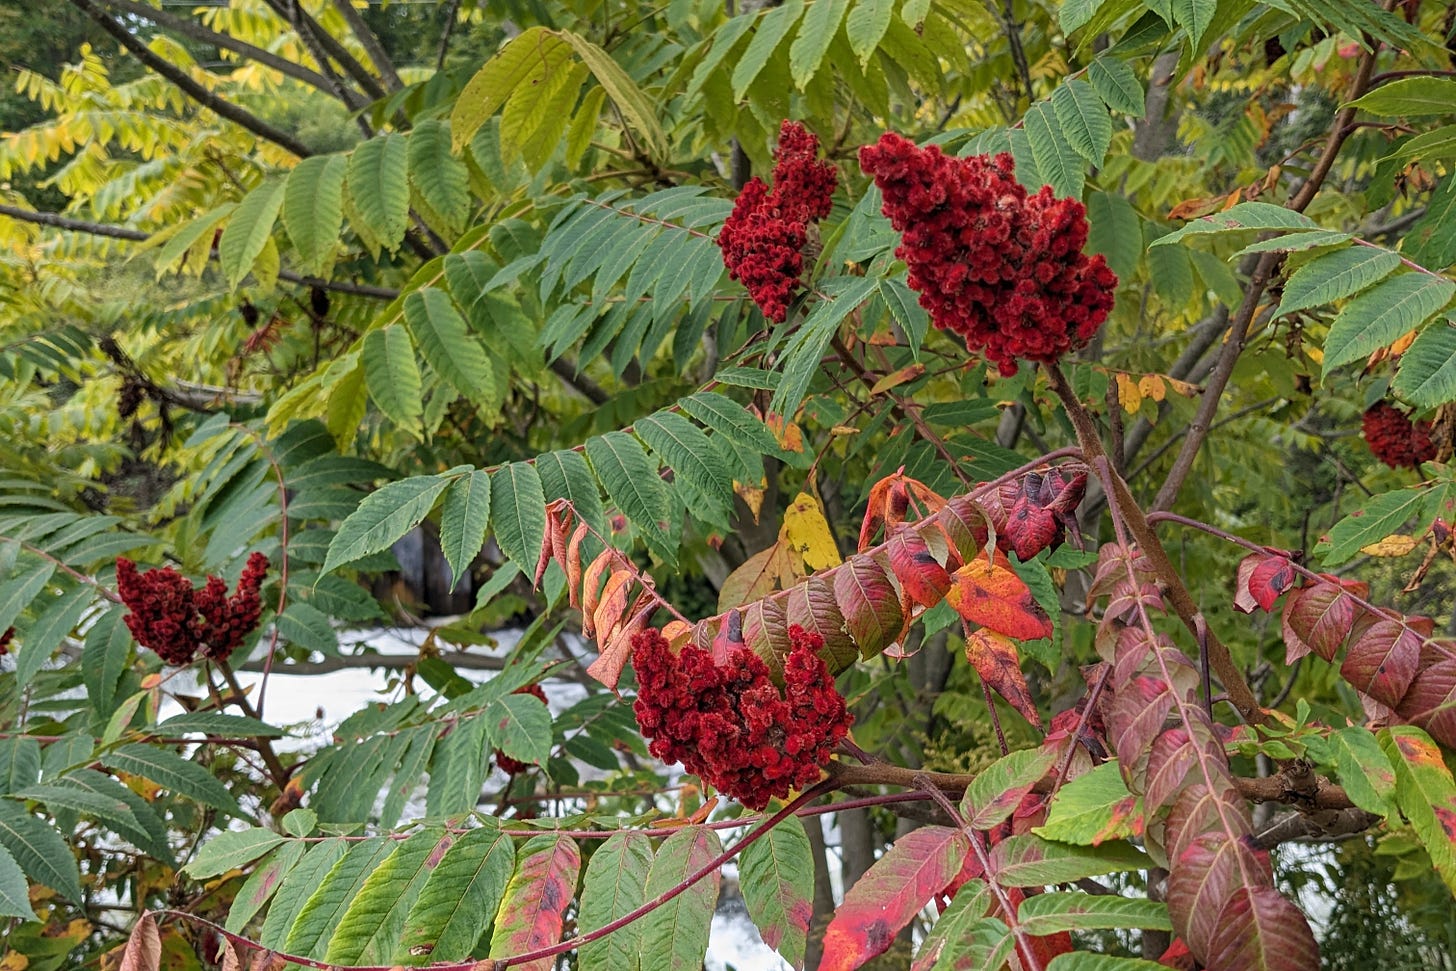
[1361,534,1420,557]
[734,479,766,523]
[1137,374,1166,402]
[782,492,841,572]
[0,951,30,971]
[1165,377,1200,397]
[1115,373,1142,414]
[869,362,925,396]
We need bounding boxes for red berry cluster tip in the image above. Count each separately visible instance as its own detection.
[0,626,12,656]
[1362,402,1437,470]
[858,134,1118,375]
[495,683,548,776]
[115,552,269,665]
[631,624,852,810]
[718,120,838,323]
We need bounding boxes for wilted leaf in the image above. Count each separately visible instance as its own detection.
[963,629,1041,727]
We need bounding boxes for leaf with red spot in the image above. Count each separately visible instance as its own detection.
[886,526,952,608]
[1281,579,1366,662]
[1205,886,1320,971]
[1034,762,1144,846]
[820,826,970,971]
[963,629,1041,727]
[947,557,1053,641]
[1340,619,1423,708]
[1381,726,1456,895]
[1397,658,1456,748]
[1304,726,1397,818]
[959,747,1056,829]
[488,834,581,971]
[1166,833,1268,959]
[1245,555,1296,612]
[739,816,815,969]
[832,555,905,660]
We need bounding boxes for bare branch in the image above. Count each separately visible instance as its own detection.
[331,0,405,91]
[237,651,505,675]
[260,0,386,102]
[95,0,365,108]
[69,0,314,158]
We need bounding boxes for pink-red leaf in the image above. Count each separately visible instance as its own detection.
[963,629,1041,727]
[1396,658,1456,748]
[783,575,857,671]
[1166,834,1269,960]
[119,913,161,971]
[820,826,970,971]
[1107,676,1175,773]
[1282,579,1366,662]
[887,526,952,608]
[833,555,905,659]
[1340,619,1422,708]
[947,558,1053,641]
[1235,554,1296,613]
[1205,886,1319,971]
[488,834,581,971]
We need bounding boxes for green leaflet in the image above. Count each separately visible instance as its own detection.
[408,118,471,234]
[578,831,653,971]
[1321,273,1455,375]
[185,828,287,879]
[0,737,40,795]
[227,839,307,934]
[54,769,172,863]
[490,461,547,574]
[440,470,491,587]
[845,0,893,67]
[1086,191,1142,281]
[987,834,1148,886]
[348,133,410,251]
[1152,201,1319,247]
[0,560,55,643]
[398,822,516,963]
[1052,79,1112,166]
[321,473,452,576]
[324,828,454,965]
[404,288,499,415]
[559,31,668,159]
[284,837,395,957]
[634,412,735,530]
[15,582,91,687]
[484,691,551,766]
[1024,101,1084,199]
[738,816,813,969]
[637,825,721,971]
[1348,76,1456,116]
[258,839,348,948]
[1017,891,1172,935]
[1278,246,1402,317]
[218,178,286,288]
[536,448,607,536]
[789,0,848,88]
[452,28,573,149]
[1393,319,1456,407]
[425,713,491,816]
[283,154,347,277]
[101,739,241,815]
[0,801,82,903]
[1171,0,1214,50]
[1381,727,1456,895]
[362,325,424,437]
[733,0,803,98]
[152,203,236,278]
[0,842,34,920]
[584,431,674,563]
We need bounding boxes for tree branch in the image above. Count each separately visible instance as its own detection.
[95,0,364,108]
[260,0,386,102]
[1149,39,1379,513]
[331,0,404,92]
[0,204,398,298]
[237,651,505,675]
[69,0,314,159]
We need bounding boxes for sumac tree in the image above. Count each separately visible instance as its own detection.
[1,1,1455,970]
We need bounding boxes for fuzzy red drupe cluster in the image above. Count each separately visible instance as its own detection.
[718,120,838,323]
[115,552,268,665]
[1362,401,1437,470]
[631,624,852,809]
[859,134,1118,375]
[494,682,548,776]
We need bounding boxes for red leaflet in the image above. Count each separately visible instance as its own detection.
[1205,886,1320,971]
[1166,834,1269,959]
[488,835,581,971]
[1107,676,1176,773]
[1235,554,1296,613]
[1281,578,1366,662]
[832,556,905,657]
[118,913,160,971]
[964,629,1041,727]
[946,556,1053,641]
[820,826,971,971]
[1340,619,1422,708]
[887,526,953,608]
[1397,659,1456,748]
